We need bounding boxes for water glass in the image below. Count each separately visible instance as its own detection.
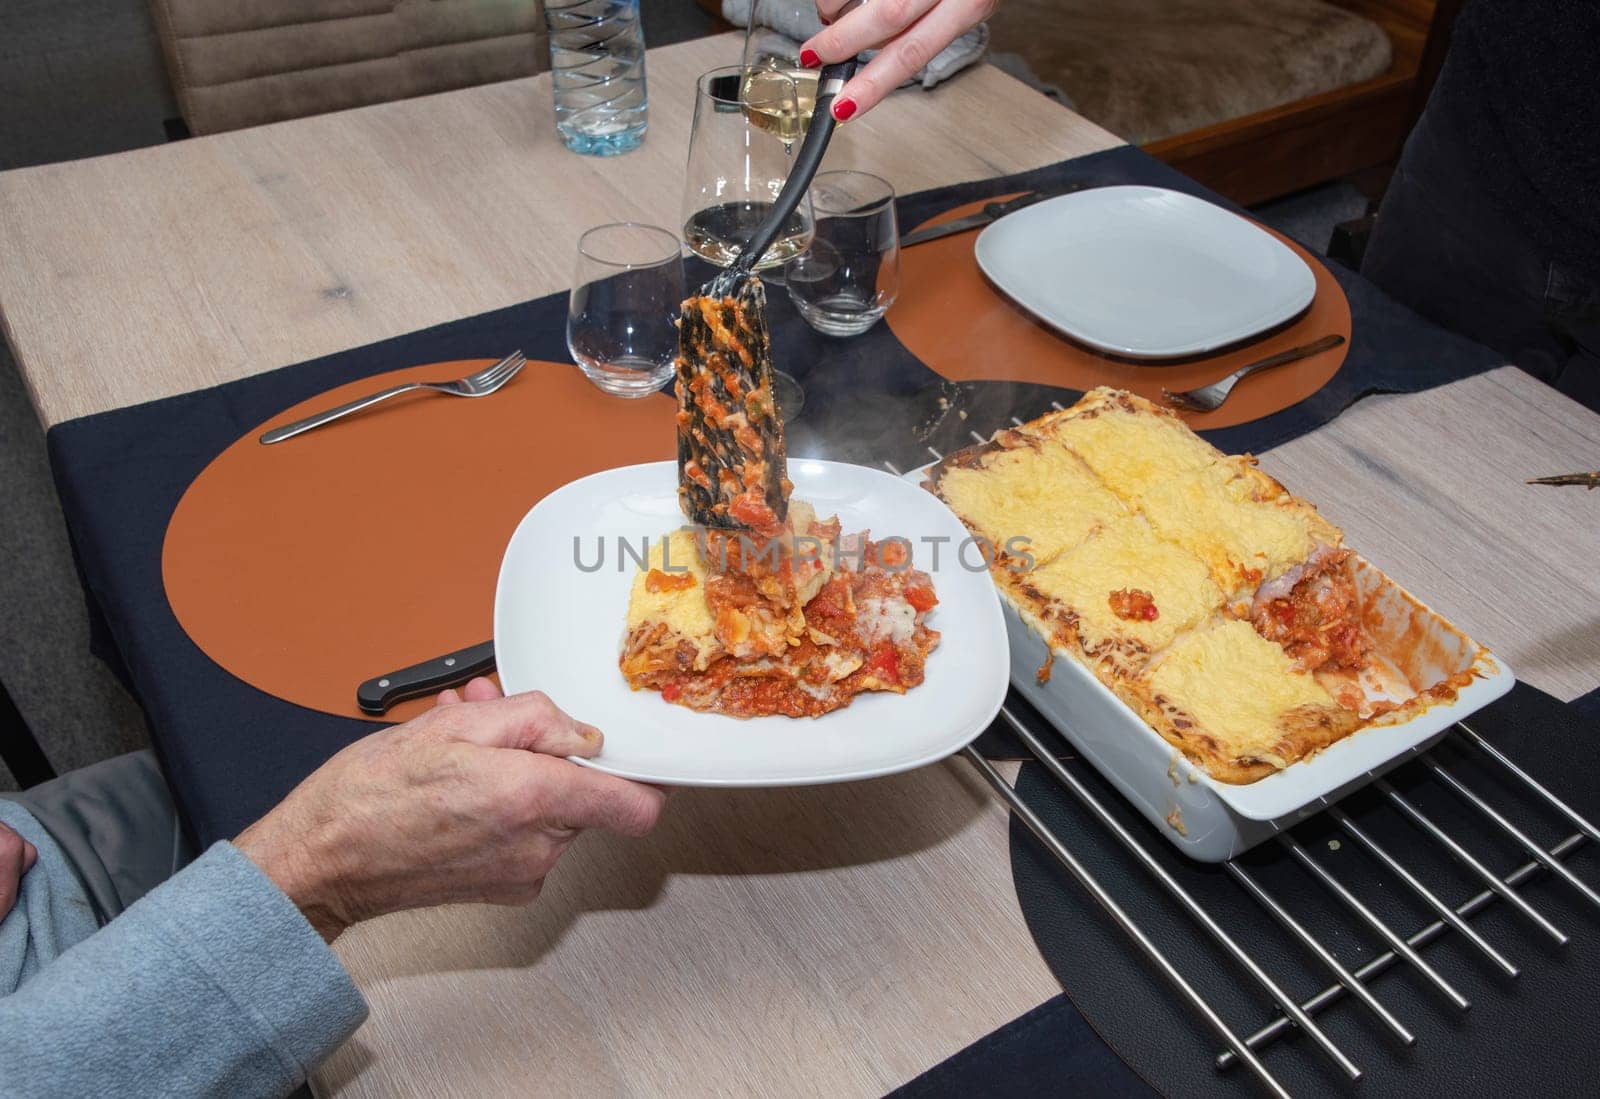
[784,171,901,337]
[544,0,648,156]
[567,224,684,397]
[680,65,813,270]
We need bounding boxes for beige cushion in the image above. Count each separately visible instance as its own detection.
[988,0,1393,145]
[149,0,549,135]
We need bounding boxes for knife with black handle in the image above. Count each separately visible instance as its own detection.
[899,182,1097,247]
[356,640,496,715]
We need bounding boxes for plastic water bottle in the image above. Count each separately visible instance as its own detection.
[544,0,649,156]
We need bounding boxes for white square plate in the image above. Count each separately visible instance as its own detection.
[493,460,1010,786]
[974,184,1317,359]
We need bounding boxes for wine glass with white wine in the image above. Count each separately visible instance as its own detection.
[740,10,820,151]
[741,2,824,416]
[680,65,813,273]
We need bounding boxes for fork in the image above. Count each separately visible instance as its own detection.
[259,351,527,444]
[1162,334,1345,413]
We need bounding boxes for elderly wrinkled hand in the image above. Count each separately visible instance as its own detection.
[235,678,664,942]
[802,0,999,120]
[0,821,39,922]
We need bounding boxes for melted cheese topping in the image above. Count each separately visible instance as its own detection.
[926,386,1379,781]
[1026,516,1222,658]
[1146,619,1336,762]
[936,439,1126,564]
[1049,389,1220,500]
[857,596,918,644]
[624,529,718,664]
[1136,458,1318,597]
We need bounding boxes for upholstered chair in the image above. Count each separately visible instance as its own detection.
[148,0,548,135]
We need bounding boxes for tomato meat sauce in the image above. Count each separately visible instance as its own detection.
[1108,588,1159,622]
[1250,549,1368,674]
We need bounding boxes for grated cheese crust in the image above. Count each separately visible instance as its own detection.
[1137,456,1339,602]
[929,386,1369,784]
[1022,516,1222,674]
[1047,388,1222,499]
[932,431,1126,566]
[1133,620,1356,783]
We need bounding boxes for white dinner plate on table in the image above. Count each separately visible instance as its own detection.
[493,459,1009,786]
[974,184,1316,359]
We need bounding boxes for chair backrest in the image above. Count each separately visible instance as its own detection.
[148,0,549,135]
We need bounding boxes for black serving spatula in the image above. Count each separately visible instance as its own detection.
[676,11,861,532]
[706,5,861,299]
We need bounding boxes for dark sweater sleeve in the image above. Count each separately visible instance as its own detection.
[1437,0,1600,278]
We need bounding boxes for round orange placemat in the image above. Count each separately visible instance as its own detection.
[162,360,678,723]
[886,194,1352,430]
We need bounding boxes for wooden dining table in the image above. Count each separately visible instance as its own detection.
[2,31,1597,1099]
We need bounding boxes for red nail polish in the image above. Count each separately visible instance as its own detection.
[832,97,857,122]
[800,48,821,69]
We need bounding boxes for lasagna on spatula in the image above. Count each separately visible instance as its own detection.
[619,280,940,718]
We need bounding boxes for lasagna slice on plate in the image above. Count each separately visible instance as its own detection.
[619,505,940,719]
[632,279,942,719]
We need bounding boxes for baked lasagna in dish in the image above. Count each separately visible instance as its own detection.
[929,387,1475,784]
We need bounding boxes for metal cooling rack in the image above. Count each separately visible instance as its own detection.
[965,710,1596,1099]
[884,431,1600,1098]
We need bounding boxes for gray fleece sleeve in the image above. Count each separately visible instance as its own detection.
[0,840,367,1099]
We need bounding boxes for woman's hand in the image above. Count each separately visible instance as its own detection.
[0,821,39,922]
[235,679,664,942]
[801,0,998,120]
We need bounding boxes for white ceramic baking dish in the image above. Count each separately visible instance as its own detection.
[1001,555,1514,861]
[908,464,1515,860]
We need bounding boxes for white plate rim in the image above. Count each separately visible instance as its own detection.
[492,459,1010,786]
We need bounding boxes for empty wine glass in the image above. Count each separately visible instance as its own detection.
[785,171,901,337]
[567,223,685,397]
